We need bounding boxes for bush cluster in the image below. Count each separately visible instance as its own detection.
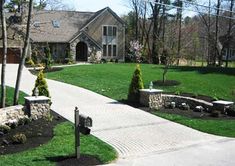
[0,125,11,134]
[12,133,27,144]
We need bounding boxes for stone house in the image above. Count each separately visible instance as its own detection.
[0,7,126,63]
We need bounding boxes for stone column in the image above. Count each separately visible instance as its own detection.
[24,96,51,120]
[139,89,163,109]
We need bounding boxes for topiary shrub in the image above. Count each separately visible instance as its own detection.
[12,133,27,144]
[25,58,35,67]
[32,70,50,97]
[128,64,144,103]
[0,125,11,134]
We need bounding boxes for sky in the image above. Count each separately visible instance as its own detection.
[64,0,130,16]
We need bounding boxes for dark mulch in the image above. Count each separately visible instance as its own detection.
[46,155,102,166]
[156,108,235,120]
[153,80,181,86]
[0,111,66,155]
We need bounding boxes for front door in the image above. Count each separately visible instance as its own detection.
[76,42,88,61]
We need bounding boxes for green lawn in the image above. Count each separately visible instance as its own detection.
[0,122,117,166]
[0,86,27,107]
[153,111,235,138]
[46,63,235,102]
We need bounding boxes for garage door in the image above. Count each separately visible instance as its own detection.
[0,48,21,64]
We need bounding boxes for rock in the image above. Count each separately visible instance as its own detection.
[0,131,4,136]
[2,139,9,145]
[194,106,204,112]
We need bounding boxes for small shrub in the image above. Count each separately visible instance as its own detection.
[32,70,50,97]
[44,113,53,122]
[44,44,52,70]
[101,58,107,63]
[211,110,220,117]
[25,58,35,67]
[128,64,144,103]
[18,117,31,126]
[12,133,27,144]
[175,91,181,95]
[0,125,11,134]
[115,59,119,63]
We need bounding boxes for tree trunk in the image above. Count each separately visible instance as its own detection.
[0,0,7,108]
[214,0,221,66]
[14,0,33,105]
[176,0,182,66]
[225,0,234,68]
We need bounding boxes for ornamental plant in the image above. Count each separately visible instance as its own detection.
[32,70,50,97]
[129,40,143,63]
[128,64,144,103]
[44,44,52,69]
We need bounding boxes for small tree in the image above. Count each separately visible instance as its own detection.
[44,44,52,70]
[128,64,144,103]
[32,70,50,97]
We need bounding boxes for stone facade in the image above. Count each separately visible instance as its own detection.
[70,33,101,62]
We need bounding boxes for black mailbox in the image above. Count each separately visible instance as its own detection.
[79,114,92,127]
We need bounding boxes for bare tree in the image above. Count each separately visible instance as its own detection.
[0,0,7,108]
[14,0,33,105]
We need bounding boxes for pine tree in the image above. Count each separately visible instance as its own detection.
[128,64,144,103]
[32,70,50,97]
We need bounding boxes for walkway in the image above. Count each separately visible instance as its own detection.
[3,64,235,166]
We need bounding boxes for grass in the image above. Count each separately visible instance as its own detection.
[0,86,27,107]
[0,122,117,166]
[153,111,235,138]
[46,63,235,102]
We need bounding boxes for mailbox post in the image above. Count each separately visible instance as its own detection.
[74,107,93,159]
[74,107,80,159]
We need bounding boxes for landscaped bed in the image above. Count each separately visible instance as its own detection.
[0,110,117,166]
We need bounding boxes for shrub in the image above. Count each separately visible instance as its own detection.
[101,58,107,63]
[0,125,11,134]
[44,44,52,69]
[44,113,53,122]
[18,117,31,126]
[32,70,50,97]
[12,133,27,144]
[25,58,35,67]
[128,64,144,103]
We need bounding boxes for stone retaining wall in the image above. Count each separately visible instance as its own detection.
[149,94,213,110]
[0,105,26,125]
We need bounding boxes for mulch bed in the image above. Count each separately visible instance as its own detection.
[0,111,102,166]
[153,80,181,86]
[155,108,235,120]
[0,111,66,155]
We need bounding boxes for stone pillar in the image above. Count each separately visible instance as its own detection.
[24,96,51,120]
[139,89,163,109]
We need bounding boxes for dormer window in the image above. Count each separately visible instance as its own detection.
[52,20,60,28]
[34,21,40,27]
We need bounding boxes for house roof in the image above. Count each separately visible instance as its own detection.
[30,10,94,43]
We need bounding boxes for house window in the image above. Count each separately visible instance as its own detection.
[102,25,118,57]
[52,20,60,28]
[103,26,107,36]
[108,45,112,56]
[103,45,107,56]
[113,27,117,36]
[113,45,117,57]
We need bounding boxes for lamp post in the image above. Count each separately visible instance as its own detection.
[34,87,39,97]
[149,81,153,91]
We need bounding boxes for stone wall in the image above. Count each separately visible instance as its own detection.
[0,96,51,126]
[0,105,26,125]
[149,94,213,110]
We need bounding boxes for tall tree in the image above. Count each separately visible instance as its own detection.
[14,0,33,105]
[0,0,7,108]
[225,0,234,67]
[214,0,221,66]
